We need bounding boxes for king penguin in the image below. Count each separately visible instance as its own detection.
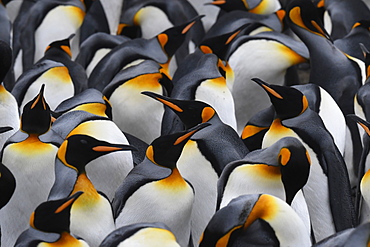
[142,92,248,245]
[286,0,363,186]
[217,136,311,235]
[100,222,180,247]
[14,192,89,247]
[113,123,210,247]
[0,85,63,247]
[252,78,355,241]
[48,134,136,247]
[199,194,311,247]
[0,126,15,209]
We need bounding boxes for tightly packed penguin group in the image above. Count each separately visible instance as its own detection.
[2,0,370,246]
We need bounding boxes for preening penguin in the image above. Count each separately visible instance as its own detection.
[253,78,355,241]
[113,123,210,247]
[100,222,180,247]
[217,136,311,234]
[48,134,136,246]
[199,194,311,247]
[0,85,63,247]
[14,192,89,247]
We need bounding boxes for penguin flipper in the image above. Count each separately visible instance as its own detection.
[122,132,148,167]
[15,228,60,247]
[112,162,171,219]
[48,160,78,201]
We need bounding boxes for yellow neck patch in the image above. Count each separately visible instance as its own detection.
[201,107,215,122]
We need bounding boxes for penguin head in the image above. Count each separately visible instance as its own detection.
[44,35,74,58]
[29,192,83,233]
[200,25,247,60]
[157,15,203,58]
[0,40,12,83]
[146,123,210,169]
[252,78,309,120]
[277,137,311,204]
[142,91,217,128]
[207,0,249,12]
[287,0,331,41]
[58,134,137,173]
[21,84,52,135]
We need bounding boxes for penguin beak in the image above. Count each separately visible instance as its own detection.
[31,84,47,110]
[0,126,13,134]
[182,15,205,34]
[141,91,184,112]
[252,78,283,99]
[174,122,211,145]
[92,143,138,153]
[348,114,370,136]
[205,0,226,6]
[55,191,83,214]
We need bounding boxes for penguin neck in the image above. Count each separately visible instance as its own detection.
[262,118,298,148]
[40,232,82,246]
[155,167,188,191]
[71,173,100,201]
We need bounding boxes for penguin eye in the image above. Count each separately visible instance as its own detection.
[80,139,88,145]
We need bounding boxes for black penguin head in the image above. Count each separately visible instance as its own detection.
[287,0,331,41]
[58,134,137,173]
[207,0,249,12]
[277,138,311,205]
[0,161,15,209]
[45,35,74,58]
[21,84,52,135]
[0,40,12,82]
[30,192,83,233]
[252,78,309,120]
[146,123,210,169]
[157,15,203,58]
[142,91,217,128]
[200,25,247,60]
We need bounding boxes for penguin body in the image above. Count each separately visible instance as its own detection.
[12,0,85,78]
[253,78,355,241]
[75,32,129,77]
[226,31,309,132]
[15,192,89,247]
[0,85,63,247]
[199,194,311,247]
[48,134,135,246]
[100,222,180,247]
[113,123,210,247]
[210,0,281,15]
[142,92,248,244]
[217,136,311,235]
[11,59,75,113]
[102,60,171,144]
